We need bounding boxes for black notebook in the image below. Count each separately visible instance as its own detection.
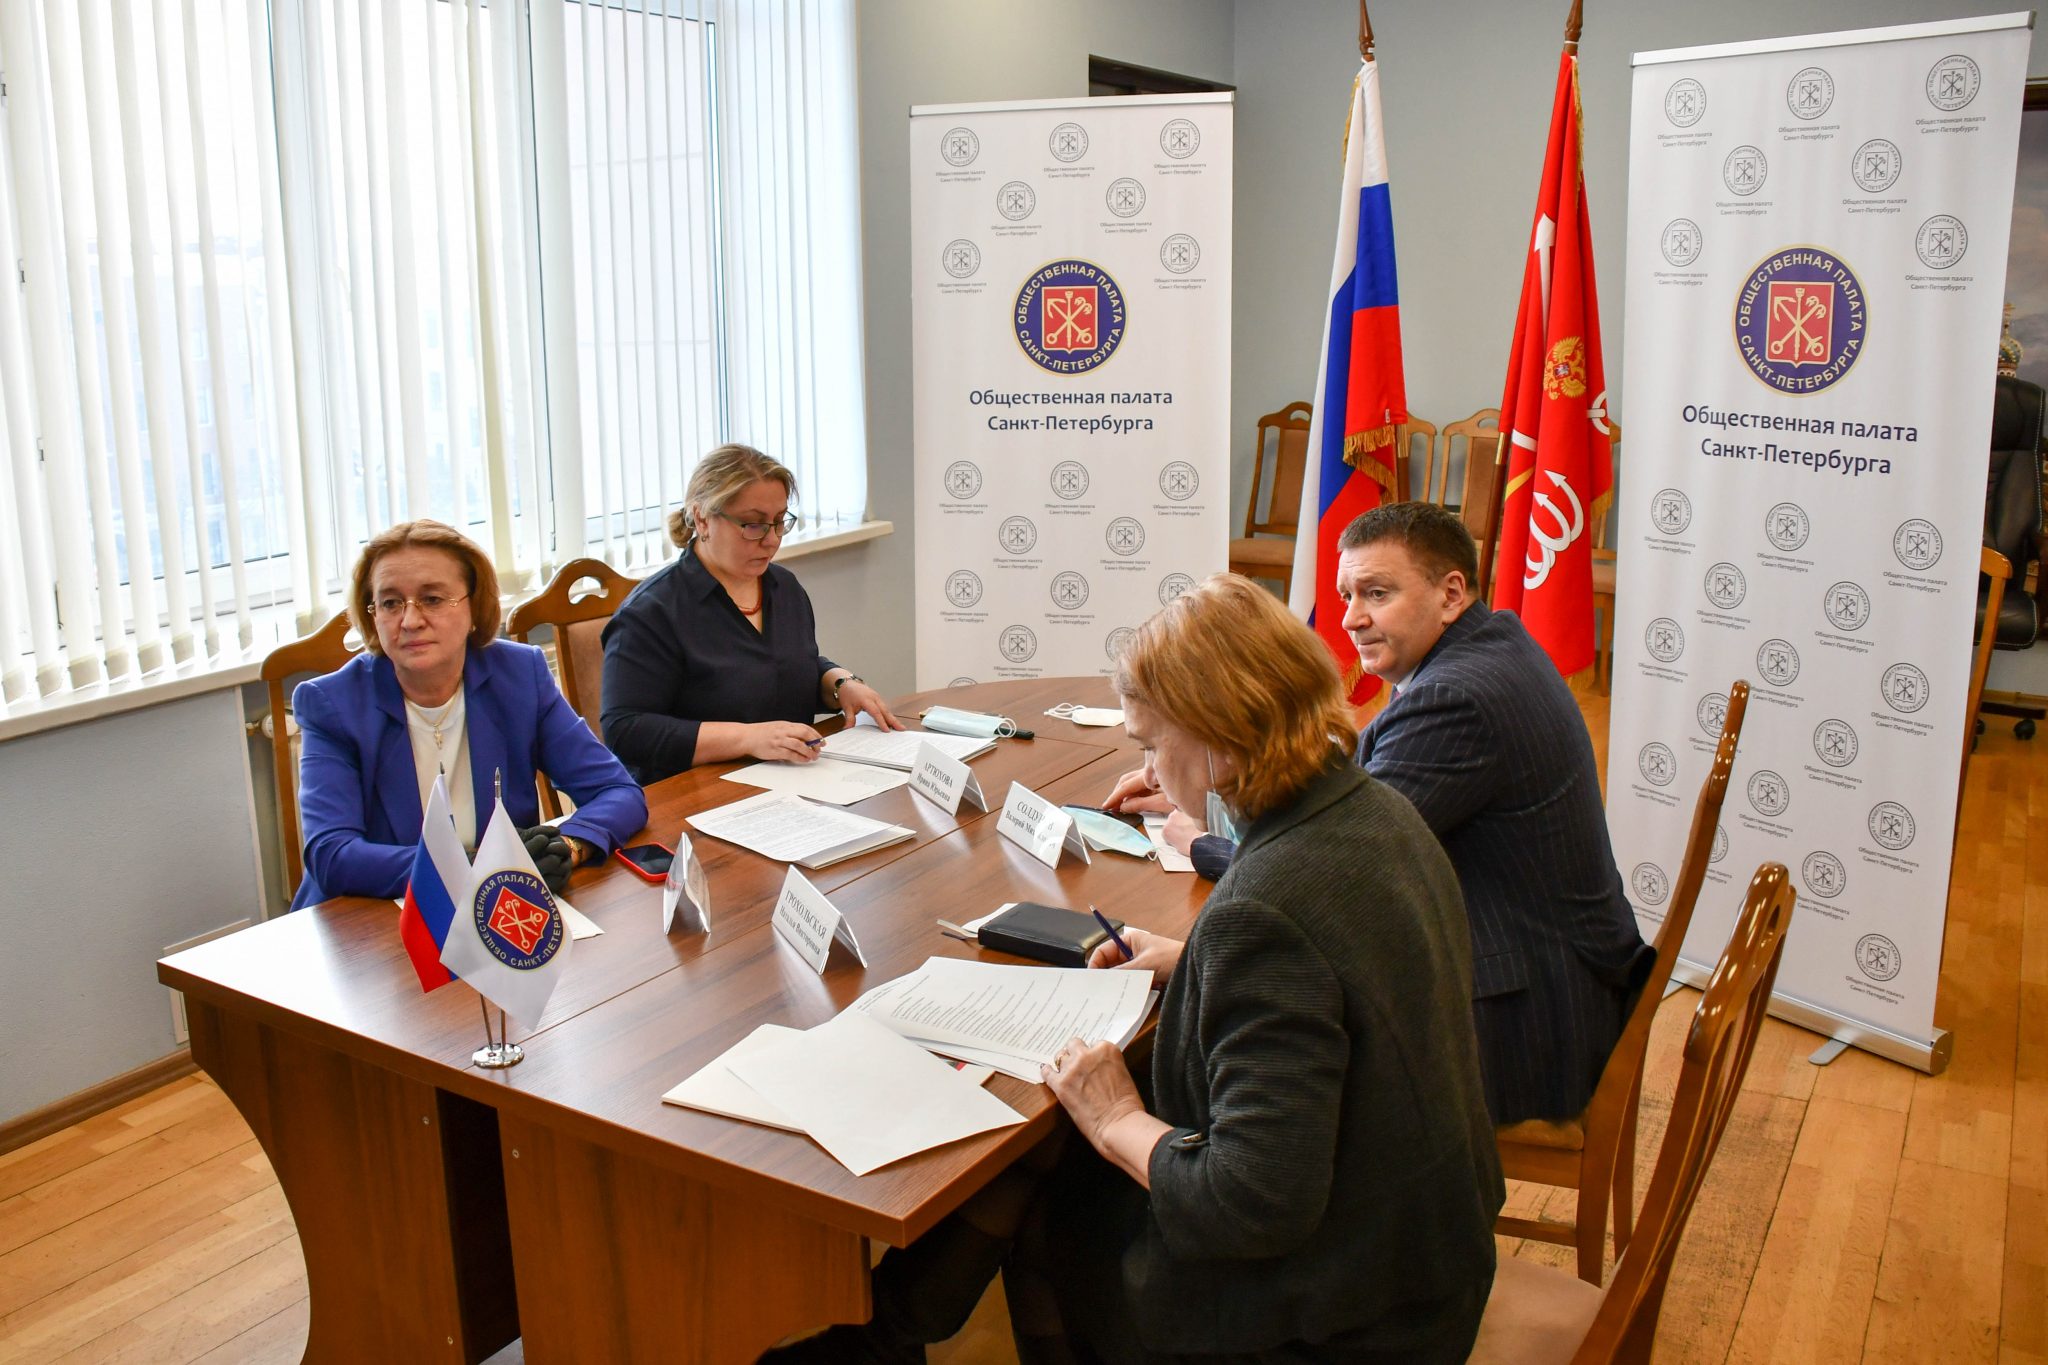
[977,902,1123,968]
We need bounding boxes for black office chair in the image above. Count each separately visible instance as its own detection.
[1978,375,2045,741]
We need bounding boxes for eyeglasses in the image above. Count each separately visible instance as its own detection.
[714,511,801,542]
[369,592,470,618]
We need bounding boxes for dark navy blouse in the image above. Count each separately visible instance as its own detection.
[599,547,837,783]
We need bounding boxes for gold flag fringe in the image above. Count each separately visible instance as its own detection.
[1342,425,1400,495]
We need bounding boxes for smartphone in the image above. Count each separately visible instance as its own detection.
[614,842,675,882]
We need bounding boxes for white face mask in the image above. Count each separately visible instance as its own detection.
[1045,702,1125,727]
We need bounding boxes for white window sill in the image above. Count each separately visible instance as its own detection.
[0,519,894,744]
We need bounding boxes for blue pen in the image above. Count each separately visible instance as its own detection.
[1089,903,1133,963]
[805,737,824,748]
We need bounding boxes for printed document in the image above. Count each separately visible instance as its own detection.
[722,757,911,805]
[854,957,1155,1081]
[821,728,993,771]
[686,791,914,868]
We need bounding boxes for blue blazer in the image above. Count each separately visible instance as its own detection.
[1357,602,1652,1124]
[290,641,648,911]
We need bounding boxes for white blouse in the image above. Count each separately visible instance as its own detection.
[405,690,478,850]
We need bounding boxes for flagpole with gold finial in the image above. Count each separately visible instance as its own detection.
[1359,0,1374,61]
[1480,0,1583,601]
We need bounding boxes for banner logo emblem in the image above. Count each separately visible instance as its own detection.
[1645,617,1685,663]
[1711,825,1729,863]
[474,871,562,971]
[1050,460,1091,500]
[1723,145,1768,197]
[1543,337,1588,400]
[1868,801,1917,850]
[1704,562,1747,611]
[950,676,977,687]
[1757,638,1800,687]
[1926,54,1982,111]
[1106,178,1146,218]
[1882,662,1930,714]
[942,239,982,279]
[944,460,983,500]
[1651,488,1693,535]
[998,516,1038,555]
[1160,118,1201,159]
[1522,470,1586,589]
[1814,719,1859,768]
[1697,692,1729,737]
[941,127,980,167]
[1160,234,1202,274]
[1915,215,1969,270]
[1664,78,1706,127]
[997,181,1037,222]
[999,625,1038,663]
[1734,247,1867,394]
[1158,572,1194,604]
[944,570,983,608]
[1893,519,1943,571]
[1824,580,1871,631]
[1106,517,1146,557]
[1786,67,1835,120]
[1638,743,1677,788]
[1048,122,1089,163]
[1106,627,1137,660]
[1661,219,1702,267]
[1764,501,1811,552]
[1015,260,1126,374]
[1855,934,1902,983]
[1803,851,1847,899]
[1631,863,1670,906]
[1159,462,1199,500]
[1747,770,1790,818]
[1049,572,1090,611]
[1851,139,1902,193]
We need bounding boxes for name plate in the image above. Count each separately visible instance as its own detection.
[908,740,988,816]
[662,832,713,934]
[771,866,867,972]
[997,782,1090,869]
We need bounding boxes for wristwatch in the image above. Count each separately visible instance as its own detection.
[831,673,864,707]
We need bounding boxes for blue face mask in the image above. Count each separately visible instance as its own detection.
[1062,806,1158,859]
[920,705,1016,739]
[1204,750,1243,844]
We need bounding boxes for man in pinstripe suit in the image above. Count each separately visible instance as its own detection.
[1112,503,1651,1124]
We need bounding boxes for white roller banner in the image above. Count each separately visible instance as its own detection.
[1610,15,2031,1071]
[910,95,1233,687]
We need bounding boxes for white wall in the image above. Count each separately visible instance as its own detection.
[0,691,265,1120]
[1229,0,2046,535]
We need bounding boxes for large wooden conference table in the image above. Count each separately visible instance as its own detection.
[158,678,1208,1364]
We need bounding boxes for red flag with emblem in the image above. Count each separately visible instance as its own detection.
[1491,49,1613,680]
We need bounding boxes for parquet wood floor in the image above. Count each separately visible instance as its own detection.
[1,692,2039,1363]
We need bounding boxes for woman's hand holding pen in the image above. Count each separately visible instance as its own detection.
[746,720,825,763]
[1103,767,1174,816]
[1087,925,1184,986]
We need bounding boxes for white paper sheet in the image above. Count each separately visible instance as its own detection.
[821,728,992,770]
[663,1023,999,1130]
[1143,815,1196,873]
[557,896,604,939]
[854,957,1154,1075]
[721,757,911,805]
[727,1011,1025,1176]
[686,791,913,866]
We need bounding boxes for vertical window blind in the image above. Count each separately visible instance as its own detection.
[0,0,867,708]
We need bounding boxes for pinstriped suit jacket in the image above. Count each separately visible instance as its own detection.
[1357,602,1652,1125]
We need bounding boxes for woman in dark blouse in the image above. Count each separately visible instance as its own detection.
[600,444,901,783]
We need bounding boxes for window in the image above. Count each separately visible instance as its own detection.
[0,0,867,705]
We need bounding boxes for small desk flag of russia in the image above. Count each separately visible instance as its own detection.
[398,775,467,992]
[440,793,573,1030]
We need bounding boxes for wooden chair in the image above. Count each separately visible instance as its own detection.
[1436,409,1503,595]
[1391,415,1438,505]
[1961,546,2012,804]
[1228,401,1312,588]
[1591,419,1623,693]
[1471,860,1796,1363]
[507,556,641,819]
[259,611,365,901]
[1495,678,1749,1284]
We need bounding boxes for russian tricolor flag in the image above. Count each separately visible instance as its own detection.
[399,775,467,992]
[1289,60,1407,703]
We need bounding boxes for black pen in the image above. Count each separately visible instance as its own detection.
[1089,904,1133,963]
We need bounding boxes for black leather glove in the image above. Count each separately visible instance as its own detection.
[519,824,574,896]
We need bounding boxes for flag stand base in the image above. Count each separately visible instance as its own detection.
[472,1042,525,1069]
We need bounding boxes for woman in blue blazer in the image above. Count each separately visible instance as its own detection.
[290,520,647,911]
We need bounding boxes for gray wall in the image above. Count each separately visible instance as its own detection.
[0,690,265,1119]
[850,0,1237,697]
[1229,0,2046,534]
